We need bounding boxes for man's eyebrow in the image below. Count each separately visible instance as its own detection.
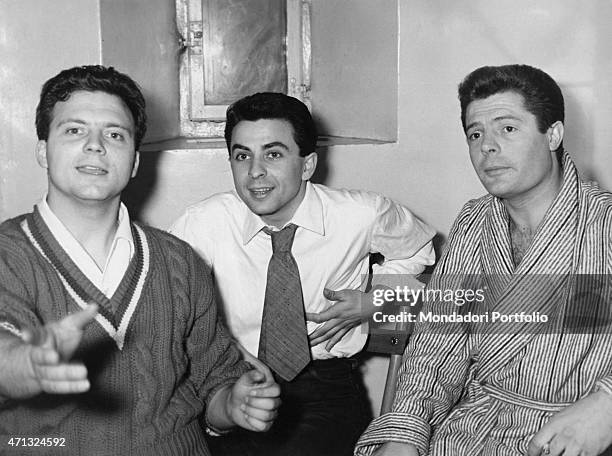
[55,119,133,133]
[465,121,481,132]
[465,115,523,132]
[231,143,250,152]
[263,141,289,150]
[56,118,87,127]
[493,114,523,123]
[105,122,133,133]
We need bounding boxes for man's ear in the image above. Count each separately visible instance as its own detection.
[35,140,48,169]
[131,151,140,178]
[302,152,317,181]
[548,121,564,152]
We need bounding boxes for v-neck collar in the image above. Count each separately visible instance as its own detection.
[22,208,150,350]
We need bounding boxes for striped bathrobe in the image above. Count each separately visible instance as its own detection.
[355,154,612,456]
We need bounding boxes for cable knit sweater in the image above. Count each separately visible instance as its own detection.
[0,208,248,455]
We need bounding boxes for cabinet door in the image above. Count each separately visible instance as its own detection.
[178,0,311,135]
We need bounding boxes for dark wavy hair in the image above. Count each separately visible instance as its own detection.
[36,65,147,149]
[458,64,564,152]
[224,92,316,157]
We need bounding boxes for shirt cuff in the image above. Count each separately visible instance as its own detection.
[354,412,431,455]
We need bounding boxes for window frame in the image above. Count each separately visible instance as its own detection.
[176,0,312,137]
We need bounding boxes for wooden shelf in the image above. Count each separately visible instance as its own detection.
[140,135,393,152]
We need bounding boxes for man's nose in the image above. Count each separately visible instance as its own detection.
[84,131,106,154]
[248,157,266,178]
[480,131,499,155]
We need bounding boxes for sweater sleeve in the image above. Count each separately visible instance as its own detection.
[0,227,44,406]
[0,229,42,337]
[183,246,250,420]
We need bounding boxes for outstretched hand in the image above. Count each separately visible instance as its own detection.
[306,288,368,351]
[0,304,97,399]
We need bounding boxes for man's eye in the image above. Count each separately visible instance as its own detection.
[503,126,517,133]
[108,131,125,141]
[267,151,282,159]
[234,153,249,161]
[468,131,481,141]
[66,127,82,135]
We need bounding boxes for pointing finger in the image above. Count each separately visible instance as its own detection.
[35,363,88,381]
[62,304,98,330]
[39,378,91,395]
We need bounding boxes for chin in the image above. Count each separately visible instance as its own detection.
[481,180,511,198]
[245,200,277,217]
[487,188,515,200]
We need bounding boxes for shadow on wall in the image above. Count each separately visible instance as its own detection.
[311,147,329,184]
[311,115,331,184]
[562,87,596,181]
[123,151,161,224]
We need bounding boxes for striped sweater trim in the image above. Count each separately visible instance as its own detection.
[20,214,150,350]
[29,207,145,327]
[0,321,23,339]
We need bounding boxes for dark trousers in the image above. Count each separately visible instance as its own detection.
[207,357,372,456]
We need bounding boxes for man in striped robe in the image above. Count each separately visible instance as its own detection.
[355,65,612,456]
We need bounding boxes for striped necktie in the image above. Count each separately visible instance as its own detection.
[258,223,311,381]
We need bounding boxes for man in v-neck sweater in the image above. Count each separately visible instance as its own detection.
[0,65,280,455]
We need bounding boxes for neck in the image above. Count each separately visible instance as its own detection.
[261,182,308,229]
[46,195,122,267]
[504,167,563,233]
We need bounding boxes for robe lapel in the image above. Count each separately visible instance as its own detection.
[478,155,581,380]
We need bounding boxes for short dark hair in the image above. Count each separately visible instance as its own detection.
[458,65,564,151]
[36,65,147,149]
[224,92,317,157]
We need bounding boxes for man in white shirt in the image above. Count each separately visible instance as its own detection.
[170,92,436,456]
[0,65,280,455]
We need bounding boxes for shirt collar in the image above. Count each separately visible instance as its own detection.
[115,202,134,246]
[37,195,134,253]
[241,181,325,244]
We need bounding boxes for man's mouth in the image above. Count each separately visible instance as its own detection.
[484,166,511,177]
[76,165,108,175]
[248,187,273,199]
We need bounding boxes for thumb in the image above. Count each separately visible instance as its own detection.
[324,288,344,301]
[245,369,266,386]
[61,303,98,331]
[252,361,274,385]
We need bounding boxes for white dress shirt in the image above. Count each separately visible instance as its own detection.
[170,182,435,359]
[37,197,135,298]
